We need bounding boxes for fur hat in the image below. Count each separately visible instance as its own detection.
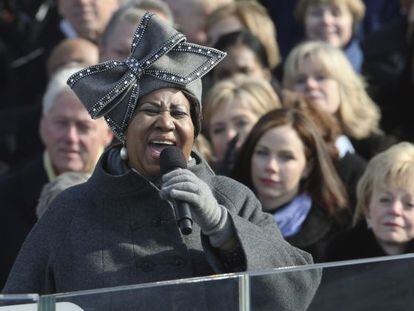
[67,12,226,141]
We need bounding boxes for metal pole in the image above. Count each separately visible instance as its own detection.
[37,296,55,311]
[238,274,250,311]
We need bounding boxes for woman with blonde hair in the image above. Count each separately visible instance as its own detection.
[283,41,396,160]
[326,142,414,260]
[203,74,281,174]
[206,0,280,70]
[294,0,365,72]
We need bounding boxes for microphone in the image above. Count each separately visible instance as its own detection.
[160,146,193,235]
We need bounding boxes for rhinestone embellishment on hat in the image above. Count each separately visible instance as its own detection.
[67,11,226,142]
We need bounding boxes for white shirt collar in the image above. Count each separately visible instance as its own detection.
[335,135,355,158]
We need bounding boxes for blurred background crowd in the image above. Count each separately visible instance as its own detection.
[1,0,414,293]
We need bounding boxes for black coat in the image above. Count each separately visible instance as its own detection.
[362,17,408,135]
[0,6,64,110]
[308,222,414,311]
[325,221,414,261]
[0,156,47,289]
[285,203,351,263]
[336,151,367,209]
[350,132,398,161]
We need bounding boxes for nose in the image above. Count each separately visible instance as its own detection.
[64,124,80,144]
[155,111,175,131]
[389,200,403,216]
[224,127,238,146]
[265,156,279,173]
[321,11,334,24]
[305,77,318,89]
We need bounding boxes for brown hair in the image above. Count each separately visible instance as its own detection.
[232,108,348,219]
[283,91,341,161]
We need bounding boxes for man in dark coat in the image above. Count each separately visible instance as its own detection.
[0,66,113,289]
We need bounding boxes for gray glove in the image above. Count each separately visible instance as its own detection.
[159,168,233,247]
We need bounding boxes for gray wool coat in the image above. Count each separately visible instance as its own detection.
[3,147,320,310]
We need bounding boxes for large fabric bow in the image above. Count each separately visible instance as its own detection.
[67,12,226,141]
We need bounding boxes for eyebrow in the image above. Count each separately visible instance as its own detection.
[211,121,226,127]
[141,101,187,107]
[255,144,269,149]
[139,101,190,113]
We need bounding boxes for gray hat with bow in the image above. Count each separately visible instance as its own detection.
[67,12,226,142]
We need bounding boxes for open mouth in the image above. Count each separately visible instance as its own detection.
[148,140,177,159]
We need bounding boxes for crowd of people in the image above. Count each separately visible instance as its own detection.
[1,0,414,308]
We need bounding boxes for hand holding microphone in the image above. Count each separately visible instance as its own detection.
[159,147,231,246]
[160,147,193,235]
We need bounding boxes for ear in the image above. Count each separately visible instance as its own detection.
[103,127,114,147]
[39,116,47,146]
[264,68,272,82]
[365,217,372,228]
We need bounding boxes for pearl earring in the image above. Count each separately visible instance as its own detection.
[120,145,128,160]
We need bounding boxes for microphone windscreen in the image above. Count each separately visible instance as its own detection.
[160,146,187,175]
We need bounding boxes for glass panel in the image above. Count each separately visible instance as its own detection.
[249,253,414,311]
[0,294,38,309]
[49,274,241,311]
[43,254,414,310]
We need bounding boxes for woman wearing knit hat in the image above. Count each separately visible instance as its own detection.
[3,12,319,310]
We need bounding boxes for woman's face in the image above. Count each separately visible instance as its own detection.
[209,98,259,161]
[213,45,270,82]
[291,57,341,115]
[304,3,353,48]
[126,88,194,177]
[251,124,308,210]
[368,185,414,253]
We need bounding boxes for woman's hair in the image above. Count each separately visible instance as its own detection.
[283,41,381,139]
[42,65,85,114]
[206,1,280,69]
[354,142,414,224]
[203,74,281,137]
[194,133,214,166]
[233,108,348,218]
[283,91,341,161]
[214,30,270,70]
[294,0,365,33]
